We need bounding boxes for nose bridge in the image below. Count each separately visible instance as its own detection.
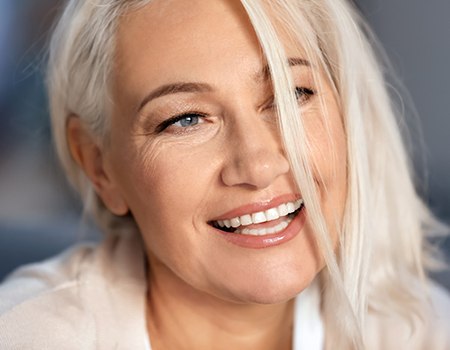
[221,110,290,189]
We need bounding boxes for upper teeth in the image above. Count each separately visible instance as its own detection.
[216,199,303,229]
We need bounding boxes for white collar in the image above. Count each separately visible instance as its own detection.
[292,280,324,350]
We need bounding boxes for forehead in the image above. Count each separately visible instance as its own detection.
[113,0,308,101]
[115,0,260,84]
[113,0,266,116]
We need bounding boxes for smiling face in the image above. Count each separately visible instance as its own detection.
[98,0,347,304]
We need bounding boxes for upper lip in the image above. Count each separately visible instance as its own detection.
[210,194,302,221]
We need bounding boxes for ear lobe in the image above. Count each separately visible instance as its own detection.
[66,116,129,216]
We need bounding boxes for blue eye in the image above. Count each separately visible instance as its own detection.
[156,112,205,133]
[173,114,200,128]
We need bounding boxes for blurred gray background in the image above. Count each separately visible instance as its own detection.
[0,0,449,289]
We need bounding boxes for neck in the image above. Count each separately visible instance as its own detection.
[145,260,294,350]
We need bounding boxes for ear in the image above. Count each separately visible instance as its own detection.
[67,116,129,216]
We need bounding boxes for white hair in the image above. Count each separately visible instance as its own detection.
[47,0,447,348]
[48,0,150,231]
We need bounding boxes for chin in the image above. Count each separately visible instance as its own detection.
[229,272,314,305]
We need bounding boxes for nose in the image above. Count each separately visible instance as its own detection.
[220,115,290,189]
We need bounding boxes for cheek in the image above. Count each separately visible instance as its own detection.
[303,107,347,179]
[119,143,211,272]
[117,137,220,250]
[303,89,347,185]
[303,99,347,240]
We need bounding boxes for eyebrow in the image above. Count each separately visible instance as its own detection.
[137,57,310,111]
[137,82,212,111]
[256,57,310,81]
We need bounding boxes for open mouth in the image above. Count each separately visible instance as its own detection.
[209,199,304,236]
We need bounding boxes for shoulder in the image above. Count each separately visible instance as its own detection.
[0,243,100,349]
[366,280,450,350]
[428,280,450,312]
[0,234,148,349]
[426,281,450,343]
[0,243,97,314]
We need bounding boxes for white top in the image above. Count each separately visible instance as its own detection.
[0,233,324,350]
[0,232,449,349]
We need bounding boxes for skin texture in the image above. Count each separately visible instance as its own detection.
[67,0,347,348]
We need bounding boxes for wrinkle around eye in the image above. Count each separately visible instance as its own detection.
[131,129,198,174]
[132,118,221,153]
[135,137,163,177]
[132,110,161,136]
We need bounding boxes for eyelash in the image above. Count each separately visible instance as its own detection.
[155,86,315,133]
[294,86,315,102]
[265,86,315,109]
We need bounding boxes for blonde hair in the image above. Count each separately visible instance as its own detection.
[47,0,447,348]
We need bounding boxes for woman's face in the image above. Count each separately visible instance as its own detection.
[104,0,347,303]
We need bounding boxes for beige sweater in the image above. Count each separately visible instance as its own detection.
[0,234,148,349]
[0,233,448,349]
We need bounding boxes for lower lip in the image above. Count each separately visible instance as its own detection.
[217,207,306,249]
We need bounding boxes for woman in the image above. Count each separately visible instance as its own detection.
[0,0,449,349]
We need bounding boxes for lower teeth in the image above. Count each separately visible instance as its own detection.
[236,216,293,236]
